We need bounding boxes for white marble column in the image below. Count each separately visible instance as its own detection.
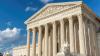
[92,23,98,56]
[60,19,65,48]
[88,22,95,56]
[78,14,86,55]
[27,29,31,56]
[48,32,52,56]
[75,23,80,53]
[74,23,77,53]
[49,28,53,56]
[53,22,57,56]
[42,33,45,56]
[83,19,90,56]
[90,22,95,56]
[68,17,75,53]
[51,29,53,56]
[42,36,44,56]
[32,28,36,56]
[88,24,92,56]
[90,22,97,56]
[45,24,48,56]
[38,26,42,56]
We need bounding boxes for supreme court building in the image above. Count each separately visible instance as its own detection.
[24,1,100,56]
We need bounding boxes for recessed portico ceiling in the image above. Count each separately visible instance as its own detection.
[24,1,82,24]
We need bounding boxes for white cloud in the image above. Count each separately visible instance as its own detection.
[3,44,15,55]
[0,38,2,42]
[0,27,21,42]
[25,6,37,12]
[40,0,54,3]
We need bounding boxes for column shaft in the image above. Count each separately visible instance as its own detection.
[48,34,52,56]
[78,14,86,55]
[74,23,77,53]
[90,23,95,56]
[53,22,57,56]
[32,28,36,56]
[90,22,97,56]
[60,19,65,48]
[42,33,45,56]
[69,17,75,53]
[88,25,92,56]
[38,26,42,56]
[27,29,31,56]
[92,23,98,56]
[84,20,90,56]
[45,24,48,56]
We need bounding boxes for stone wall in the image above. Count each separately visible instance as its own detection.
[13,45,38,56]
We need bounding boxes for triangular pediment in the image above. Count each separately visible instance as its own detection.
[25,1,82,24]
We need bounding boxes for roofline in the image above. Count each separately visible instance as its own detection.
[46,1,82,5]
[24,1,100,25]
[24,1,83,24]
[82,4,100,23]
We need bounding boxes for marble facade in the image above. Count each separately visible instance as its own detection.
[24,1,100,56]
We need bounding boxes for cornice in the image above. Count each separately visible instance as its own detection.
[82,4,100,23]
[27,4,82,25]
[24,1,82,24]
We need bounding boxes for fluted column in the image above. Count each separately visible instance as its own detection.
[78,14,86,55]
[42,33,45,56]
[74,23,77,53]
[45,24,48,56]
[92,23,98,56]
[68,17,75,53]
[32,28,36,56]
[27,29,31,56]
[90,22,97,56]
[90,22,95,56]
[60,19,65,48]
[88,24,92,56]
[48,32,52,56]
[38,26,42,56]
[75,23,80,53]
[83,20,89,56]
[53,22,57,56]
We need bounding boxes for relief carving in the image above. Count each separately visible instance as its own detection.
[31,4,77,21]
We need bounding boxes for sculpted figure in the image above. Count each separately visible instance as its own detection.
[56,42,70,56]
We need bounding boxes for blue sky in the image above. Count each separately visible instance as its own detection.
[0,0,100,53]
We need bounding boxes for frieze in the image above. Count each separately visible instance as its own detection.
[25,1,83,24]
[31,4,77,21]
